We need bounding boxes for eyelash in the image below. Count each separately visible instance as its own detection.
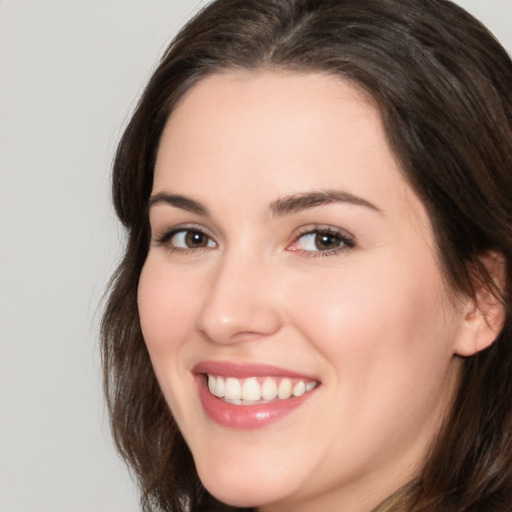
[153,225,217,255]
[153,225,355,257]
[288,226,355,258]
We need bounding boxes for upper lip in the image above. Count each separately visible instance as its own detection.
[193,361,319,381]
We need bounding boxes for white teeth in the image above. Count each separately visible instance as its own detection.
[261,377,278,400]
[241,377,261,401]
[277,378,293,399]
[305,381,317,392]
[225,377,241,400]
[208,374,225,398]
[213,375,225,397]
[206,375,318,402]
[208,375,216,394]
[292,381,306,397]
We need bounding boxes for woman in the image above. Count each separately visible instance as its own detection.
[102,0,512,510]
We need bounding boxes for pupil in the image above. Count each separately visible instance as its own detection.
[315,233,338,250]
[186,231,206,247]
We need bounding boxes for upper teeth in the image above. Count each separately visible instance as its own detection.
[207,375,317,403]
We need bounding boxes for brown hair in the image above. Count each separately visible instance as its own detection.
[102,0,512,510]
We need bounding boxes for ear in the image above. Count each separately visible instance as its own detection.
[454,250,506,357]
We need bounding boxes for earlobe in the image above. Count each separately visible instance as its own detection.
[454,251,506,357]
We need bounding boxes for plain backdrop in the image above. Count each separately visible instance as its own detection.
[0,1,510,511]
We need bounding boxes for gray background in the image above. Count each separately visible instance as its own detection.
[0,1,510,511]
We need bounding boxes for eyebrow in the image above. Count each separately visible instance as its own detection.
[148,193,209,216]
[148,189,382,217]
[269,190,382,216]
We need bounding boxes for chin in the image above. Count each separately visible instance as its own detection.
[196,460,296,510]
[200,477,268,508]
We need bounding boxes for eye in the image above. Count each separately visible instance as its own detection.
[172,229,215,249]
[155,227,216,251]
[288,227,354,256]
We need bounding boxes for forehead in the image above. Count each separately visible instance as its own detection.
[158,71,379,166]
[154,70,427,230]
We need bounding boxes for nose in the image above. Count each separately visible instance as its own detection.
[195,252,282,345]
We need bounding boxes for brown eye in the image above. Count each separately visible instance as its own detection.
[288,228,355,256]
[314,232,341,251]
[185,230,209,247]
[168,229,216,250]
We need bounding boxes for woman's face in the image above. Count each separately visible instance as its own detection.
[138,72,469,511]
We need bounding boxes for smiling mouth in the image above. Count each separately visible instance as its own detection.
[206,375,319,405]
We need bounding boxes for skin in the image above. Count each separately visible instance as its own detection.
[137,71,488,512]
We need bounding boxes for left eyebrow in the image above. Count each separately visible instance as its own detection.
[269,190,383,217]
[148,192,209,216]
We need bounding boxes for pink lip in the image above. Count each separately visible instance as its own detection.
[193,361,319,430]
[193,361,315,379]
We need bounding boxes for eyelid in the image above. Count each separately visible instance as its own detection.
[152,223,217,249]
[151,222,355,257]
[287,225,356,257]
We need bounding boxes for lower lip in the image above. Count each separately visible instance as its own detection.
[196,376,316,430]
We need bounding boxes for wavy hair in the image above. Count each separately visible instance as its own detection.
[102,1,512,510]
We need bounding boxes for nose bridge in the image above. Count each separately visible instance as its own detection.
[196,247,281,344]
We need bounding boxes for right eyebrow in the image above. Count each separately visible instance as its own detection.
[269,189,382,217]
[148,192,209,216]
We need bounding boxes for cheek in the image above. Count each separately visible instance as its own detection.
[285,255,456,378]
[282,256,461,461]
[137,258,198,356]
[137,258,204,419]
